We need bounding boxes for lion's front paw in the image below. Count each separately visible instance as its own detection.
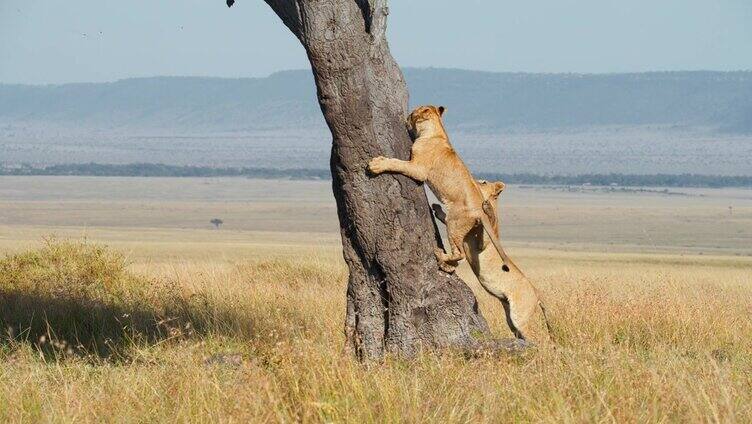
[434,248,456,273]
[368,156,390,175]
[438,261,457,274]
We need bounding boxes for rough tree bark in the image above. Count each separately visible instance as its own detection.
[260,0,490,360]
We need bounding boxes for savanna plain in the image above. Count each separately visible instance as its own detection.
[0,176,751,423]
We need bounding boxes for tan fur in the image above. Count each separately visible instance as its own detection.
[433,180,552,340]
[368,105,512,273]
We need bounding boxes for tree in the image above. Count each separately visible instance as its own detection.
[210,218,224,229]
[238,0,492,361]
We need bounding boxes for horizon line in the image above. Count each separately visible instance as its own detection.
[3,67,752,87]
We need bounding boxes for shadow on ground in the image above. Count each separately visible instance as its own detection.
[0,240,250,360]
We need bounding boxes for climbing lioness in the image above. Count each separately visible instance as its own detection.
[432,180,552,340]
[368,105,513,273]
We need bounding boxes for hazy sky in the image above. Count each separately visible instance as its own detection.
[1,0,751,84]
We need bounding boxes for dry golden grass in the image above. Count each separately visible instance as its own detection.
[1,176,750,421]
[1,239,750,423]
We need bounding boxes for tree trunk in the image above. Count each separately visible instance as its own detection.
[262,0,490,360]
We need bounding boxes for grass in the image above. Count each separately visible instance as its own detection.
[0,239,750,422]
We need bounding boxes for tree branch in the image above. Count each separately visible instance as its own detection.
[263,0,303,38]
[369,0,388,41]
[355,0,388,40]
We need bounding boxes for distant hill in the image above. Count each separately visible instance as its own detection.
[3,69,752,176]
[2,69,751,133]
[0,72,322,132]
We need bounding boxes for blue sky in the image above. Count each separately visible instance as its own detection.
[1,0,751,84]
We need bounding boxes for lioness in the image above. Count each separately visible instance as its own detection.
[368,105,512,273]
[433,180,552,340]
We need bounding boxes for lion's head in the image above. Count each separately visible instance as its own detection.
[407,105,445,137]
[477,179,505,234]
[477,179,505,204]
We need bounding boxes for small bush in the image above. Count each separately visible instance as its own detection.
[0,240,197,357]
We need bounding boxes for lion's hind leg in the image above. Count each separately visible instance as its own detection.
[500,298,526,340]
[503,285,541,340]
[435,214,476,273]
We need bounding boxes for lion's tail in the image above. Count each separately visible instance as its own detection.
[478,212,516,273]
[538,298,554,341]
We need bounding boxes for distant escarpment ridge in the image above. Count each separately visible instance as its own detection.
[1,68,751,133]
[3,163,751,188]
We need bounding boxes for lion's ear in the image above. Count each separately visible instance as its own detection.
[493,181,506,196]
[437,106,446,116]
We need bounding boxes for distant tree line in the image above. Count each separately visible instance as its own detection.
[0,163,330,180]
[474,172,752,188]
[2,163,751,188]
